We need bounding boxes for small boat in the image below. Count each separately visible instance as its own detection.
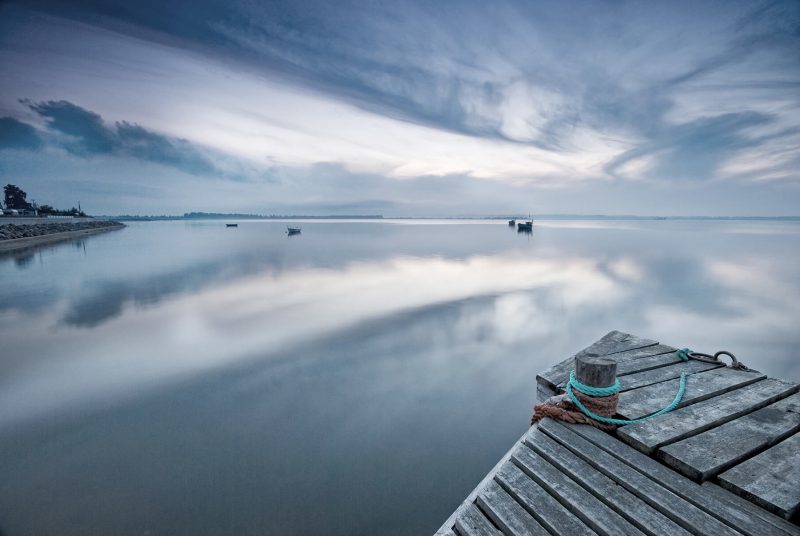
[508,219,516,226]
[517,213,533,232]
[287,227,301,235]
[226,223,238,227]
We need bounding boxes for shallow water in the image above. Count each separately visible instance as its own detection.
[0,219,798,535]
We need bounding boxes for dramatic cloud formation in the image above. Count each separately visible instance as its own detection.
[22,100,231,177]
[0,0,798,215]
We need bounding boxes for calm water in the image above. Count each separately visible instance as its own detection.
[1,219,799,535]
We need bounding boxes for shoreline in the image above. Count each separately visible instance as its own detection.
[0,221,125,253]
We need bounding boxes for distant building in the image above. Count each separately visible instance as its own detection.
[1,208,38,216]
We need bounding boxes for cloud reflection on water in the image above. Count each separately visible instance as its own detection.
[0,221,799,535]
[1,233,799,431]
[0,253,619,427]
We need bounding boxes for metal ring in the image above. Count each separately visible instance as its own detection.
[687,351,719,364]
[687,350,749,370]
[714,351,746,370]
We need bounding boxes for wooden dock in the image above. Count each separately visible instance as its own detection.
[436,331,800,535]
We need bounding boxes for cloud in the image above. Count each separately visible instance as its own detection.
[115,121,218,176]
[0,117,42,150]
[26,99,115,153]
[0,1,798,214]
[17,0,796,181]
[606,111,777,181]
[21,99,232,178]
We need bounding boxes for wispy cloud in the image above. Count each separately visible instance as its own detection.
[605,111,778,181]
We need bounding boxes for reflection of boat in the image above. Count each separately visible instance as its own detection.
[226,223,238,227]
[508,219,516,226]
[287,227,301,235]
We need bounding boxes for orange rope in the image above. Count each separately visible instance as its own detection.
[532,390,619,431]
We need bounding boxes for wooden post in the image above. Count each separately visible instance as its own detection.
[575,353,617,388]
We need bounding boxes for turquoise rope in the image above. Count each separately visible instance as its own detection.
[570,374,620,397]
[566,369,688,426]
[677,348,691,361]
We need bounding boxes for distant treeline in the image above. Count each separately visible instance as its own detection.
[489,214,800,221]
[104,212,385,221]
[184,212,384,219]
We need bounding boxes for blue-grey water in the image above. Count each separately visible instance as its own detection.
[0,219,799,535]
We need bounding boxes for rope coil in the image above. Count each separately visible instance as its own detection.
[533,347,700,429]
[565,370,687,426]
[533,347,748,429]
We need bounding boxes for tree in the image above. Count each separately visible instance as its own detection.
[4,184,32,210]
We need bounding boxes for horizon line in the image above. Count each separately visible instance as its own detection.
[97,212,800,221]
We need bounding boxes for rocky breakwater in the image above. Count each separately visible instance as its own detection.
[0,219,124,251]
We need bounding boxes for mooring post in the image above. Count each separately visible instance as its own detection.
[575,352,617,388]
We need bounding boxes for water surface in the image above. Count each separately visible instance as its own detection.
[1,219,798,535]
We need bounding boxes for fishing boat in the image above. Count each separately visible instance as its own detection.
[287,227,301,235]
[517,213,533,231]
[226,223,238,227]
[508,219,516,226]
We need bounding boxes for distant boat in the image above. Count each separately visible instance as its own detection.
[226,223,238,227]
[517,214,533,232]
[287,227,301,235]
[508,219,516,226]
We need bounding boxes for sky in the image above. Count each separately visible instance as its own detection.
[0,0,798,216]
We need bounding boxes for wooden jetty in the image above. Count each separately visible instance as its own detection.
[436,330,800,535]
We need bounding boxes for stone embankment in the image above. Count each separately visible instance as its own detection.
[0,220,122,240]
[0,219,124,252]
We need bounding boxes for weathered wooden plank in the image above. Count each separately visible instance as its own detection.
[701,482,800,536]
[719,432,800,520]
[495,461,597,536]
[537,331,658,393]
[616,349,682,376]
[659,393,800,481]
[455,503,502,536]
[617,359,722,392]
[512,444,645,536]
[616,367,766,420]
[525,427,692,536]
[618,378,799,453]
[537,419,746,536]
[442,530,456,536]
[477,479,549,536]
[578,331,659,357]
[605,343,676,362]
[563,420,799,536]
